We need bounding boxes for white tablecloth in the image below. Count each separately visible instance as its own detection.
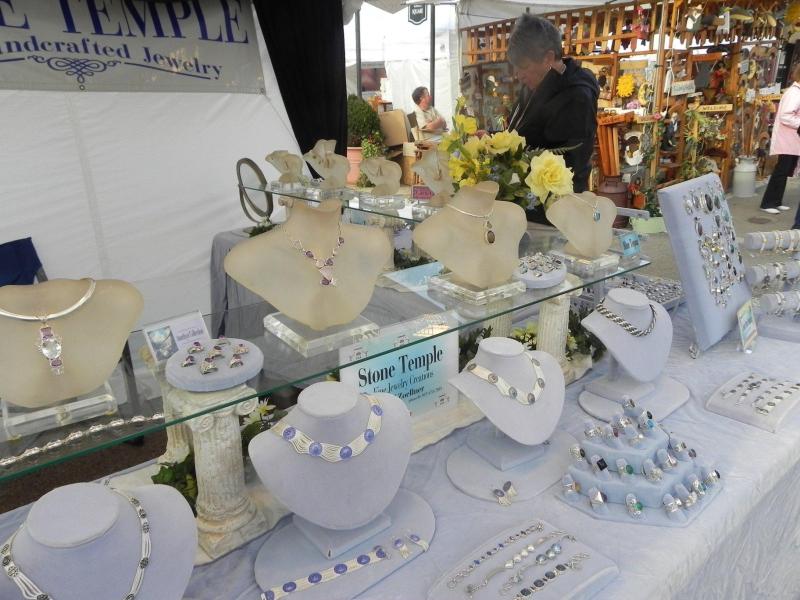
[2,306,800,600]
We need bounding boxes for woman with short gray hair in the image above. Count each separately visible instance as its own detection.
[506,14,599,222]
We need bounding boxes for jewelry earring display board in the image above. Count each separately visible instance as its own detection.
[413,181,528,291]
[705,371,800,433]
[578,289,690,421]
[249,382,434,599]
[426,518,618,600]
[303,139,349,190]
[558,405,723,526]
[657,174,751,353]
[0,482,197,600]
[224,200,391,354]
[446,338,577,503]
[0,279,143,409]
[165,338,263,392]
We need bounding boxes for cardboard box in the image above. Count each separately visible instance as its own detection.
[379,109,411,147]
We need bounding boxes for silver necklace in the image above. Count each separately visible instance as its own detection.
[0,278,96,375]
[1,486,151,600]
[465,352,546,405]
[595,300,657,337]
[270,394,382,462]
[282,223,344,286]
[573,194,601,222]
[446,203,496,245]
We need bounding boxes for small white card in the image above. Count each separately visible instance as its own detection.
[142,310,210,363]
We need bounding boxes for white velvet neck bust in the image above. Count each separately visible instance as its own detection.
[224,200,391,330]
[412,181,526,288]
[582,289,672,382]
[249,381,412,530]
[360,157,402,196]
[0,279,143,409]
[0,483,196,600]
[546,192,616,258]
[449,337,565,445]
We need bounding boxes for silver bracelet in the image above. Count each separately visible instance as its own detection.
[497,534,576,595]
[0,413,165,469]
[512,553,591,599]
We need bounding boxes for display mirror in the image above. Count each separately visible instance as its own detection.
[236,158,274,230]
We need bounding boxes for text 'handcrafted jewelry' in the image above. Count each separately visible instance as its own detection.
[465,352,546,406]
[261,545,389,600]
[513,553,591,599]
[446,203,496,244]
[595,299,657,337]
[2,486,151,600]
[271,394,382,462]
[0,278,96,376]
[446,522,544,589]
[283,222,344,286]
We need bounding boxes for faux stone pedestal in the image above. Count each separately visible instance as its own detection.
[171,384,269,559]
[537,275,585,384]
[141,347,191,463]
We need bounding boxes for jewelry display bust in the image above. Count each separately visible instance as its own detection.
[249,381,412,530]
[412,150,454,207]
[265,150,304,184]
[303,140,350,190]
[224,200,391,331]
[0,482,196,600]
[0,279,143,409]
[412,181,526,289]
[546,192,616,258]
[360,157,402,197]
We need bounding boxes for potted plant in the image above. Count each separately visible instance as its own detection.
[347,94,382,184]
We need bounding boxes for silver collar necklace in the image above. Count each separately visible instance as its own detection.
[465,352,546,405]
[595,299,657,337]
[1,486,151,600]
[0,278,96,375]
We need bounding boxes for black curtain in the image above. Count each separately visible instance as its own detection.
[254,1,347,156]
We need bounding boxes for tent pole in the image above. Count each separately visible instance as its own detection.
[430,4,436,104]
[356,9,363,98]
[650,0,670,178]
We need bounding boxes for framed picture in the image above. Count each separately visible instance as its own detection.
[142,310,209,364]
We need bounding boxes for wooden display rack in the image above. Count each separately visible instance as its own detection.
[460,0,786,192]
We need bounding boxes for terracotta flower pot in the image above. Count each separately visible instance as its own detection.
[346,146,363,184]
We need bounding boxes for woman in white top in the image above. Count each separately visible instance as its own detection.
[762,63,800,216]
[412,86,447,141]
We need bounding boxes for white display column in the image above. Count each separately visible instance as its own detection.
[174,385,268,559]
[141,347,192,463]
[537,294,571,366]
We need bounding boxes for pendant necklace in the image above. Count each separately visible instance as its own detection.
[574,195,602,222]
[0,278,96,375]
[446,203,496,244]
[283,223,344,286]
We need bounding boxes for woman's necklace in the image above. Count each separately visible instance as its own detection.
[282,223,344,287]
[507,91,534,132]
[0,278,96,375]
[574,195,602,222]
[446,203,496,244]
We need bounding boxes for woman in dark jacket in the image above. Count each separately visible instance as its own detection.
[506,14,600,222]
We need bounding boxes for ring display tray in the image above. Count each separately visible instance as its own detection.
[550,251,620,279]
[427,273,526,306]
[1,381,118,441]
[427,518,618,600]
[263,312,378,358]
[756,314,800,344]
[705,371,800,433]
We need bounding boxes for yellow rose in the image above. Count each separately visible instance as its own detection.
[487,130,525,155]
[462,135,484,158]
[438,131,458,151]
[448,155,467,180]
[454,114,478,135]
[525,151,574,200]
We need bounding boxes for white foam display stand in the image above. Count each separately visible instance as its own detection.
[264,312,378,357]
[427,518,619,600]
[658,174,752,352]
[513,258,567,289]
[165,338,263,393]
[550,250,620,278]
[756,314,800,343]
[447,422,577,502]
[705,371,800,433]
[578,359,690,422]
[254,489,434,600]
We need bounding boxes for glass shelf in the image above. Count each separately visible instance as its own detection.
[0,230,650,483]
[244,182,434,225]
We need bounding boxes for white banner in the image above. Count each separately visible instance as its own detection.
[0,0,263,93]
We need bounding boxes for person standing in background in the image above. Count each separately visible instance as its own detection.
[761,63,800,216]
[412,86,447,141]
[505,14,599,223]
